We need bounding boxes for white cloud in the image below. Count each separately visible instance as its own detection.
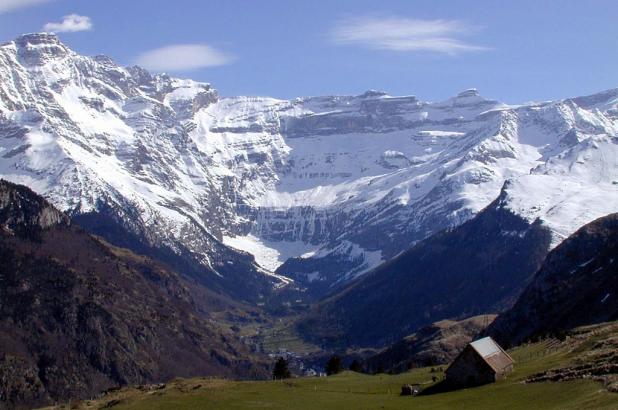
[43,14,92,33]
[134,44,233,72]
[330,16,487,55]
[0,0,49,14]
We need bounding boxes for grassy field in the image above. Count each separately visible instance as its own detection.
[259,318,323,355]
[50,322,618,410]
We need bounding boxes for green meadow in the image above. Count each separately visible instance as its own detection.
[54,322,617,410]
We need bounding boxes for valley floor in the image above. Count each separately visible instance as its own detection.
[44,322,618,410]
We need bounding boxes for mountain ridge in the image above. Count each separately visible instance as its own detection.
[0,32,617,300]
[295,193,553,347]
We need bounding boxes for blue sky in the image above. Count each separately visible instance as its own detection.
[1,0,617,102]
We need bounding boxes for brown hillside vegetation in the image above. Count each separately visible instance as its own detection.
[365,314,497,373]
[0,180,268,409]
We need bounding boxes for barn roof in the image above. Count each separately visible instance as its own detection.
[469,336,514,373]
[470,337,502,357]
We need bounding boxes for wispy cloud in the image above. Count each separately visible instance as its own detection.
[134,44,233,72]
[330,16,487,55]
[0,0,49,14]
[43,14,93,33]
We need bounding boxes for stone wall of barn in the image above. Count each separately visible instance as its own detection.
[445,346,496,387]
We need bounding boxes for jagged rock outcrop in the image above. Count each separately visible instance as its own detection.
[0,180,68,238]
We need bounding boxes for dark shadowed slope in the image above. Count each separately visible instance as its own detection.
[365,314,496,374]
[72,208,283,305]
[0,180,267,409]
[297,193,552,348]
[488,213,618,347]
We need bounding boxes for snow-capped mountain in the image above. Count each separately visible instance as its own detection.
[0,33,288,302]
[1,33,617,298]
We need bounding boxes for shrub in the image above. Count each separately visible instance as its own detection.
[325,355,342,376]
[349,360,362,373]
[273,357,291,380]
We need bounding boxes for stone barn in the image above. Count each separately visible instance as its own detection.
[445,336,514,388]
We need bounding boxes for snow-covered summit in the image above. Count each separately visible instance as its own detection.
[456,88,480,98]
[9,33,68,64]
[0,33,617,295]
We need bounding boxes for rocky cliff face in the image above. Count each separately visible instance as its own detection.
[0,180,267,409]
[0,180,68,238]
[1,33,617,300]
[487,213,618,347]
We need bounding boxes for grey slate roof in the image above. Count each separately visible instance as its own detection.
[469,336,514,373]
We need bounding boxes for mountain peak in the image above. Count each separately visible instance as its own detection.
[10,32,69,66]
[441,87,493,107]
[456,88,480,98]
[359,89,389,99]
[13,32,61,47]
